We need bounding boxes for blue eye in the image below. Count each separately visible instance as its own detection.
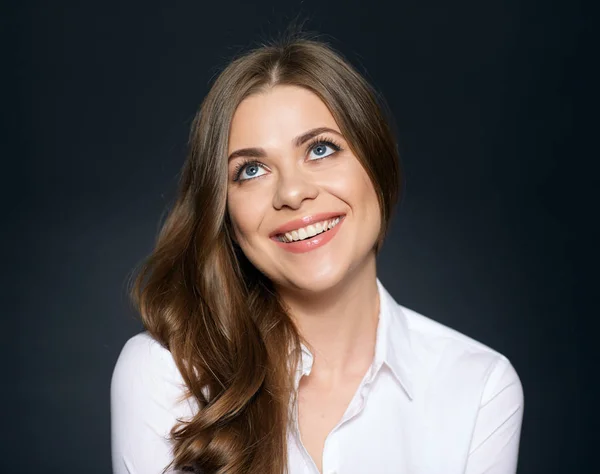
[307,138,342,160]
[233,160,267,182]
[309,144,335,159]
[231,137,343,183]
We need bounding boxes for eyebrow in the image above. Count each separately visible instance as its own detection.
[227,127,343,162]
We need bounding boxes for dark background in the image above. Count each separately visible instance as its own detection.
[4,0,593,473]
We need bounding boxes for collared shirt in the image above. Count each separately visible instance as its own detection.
[111,278,524,474]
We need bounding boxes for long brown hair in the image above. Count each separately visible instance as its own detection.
[129,33,402,474]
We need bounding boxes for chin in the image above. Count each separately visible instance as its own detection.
[278,266,349,294]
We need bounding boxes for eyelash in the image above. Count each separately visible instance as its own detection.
[232,136,343,183]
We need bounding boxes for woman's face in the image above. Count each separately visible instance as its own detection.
[226,85,381,293]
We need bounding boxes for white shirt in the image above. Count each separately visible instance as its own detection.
[111,278,524,474]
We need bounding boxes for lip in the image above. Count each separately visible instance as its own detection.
[269,212,346,238]
[271,215,346,254]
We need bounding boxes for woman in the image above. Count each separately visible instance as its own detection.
[111,35,524,474]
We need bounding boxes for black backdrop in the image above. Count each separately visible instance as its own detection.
[4,1,593,473]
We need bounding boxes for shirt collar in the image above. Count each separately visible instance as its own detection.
[294,277,415,401]
[374,277,415,400]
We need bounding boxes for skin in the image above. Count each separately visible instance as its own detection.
[227,84,384,472]
[226,84,382,385]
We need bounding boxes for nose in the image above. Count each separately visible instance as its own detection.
[272,166,319,210]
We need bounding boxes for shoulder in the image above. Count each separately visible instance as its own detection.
[400,303,503,358]
[110,331,199,432]
[397,304,523,404]
[113,331,178,370]
[111,331,185,392]
[385,301,524,469]
[110,332,197,473]
[110,331,196,415]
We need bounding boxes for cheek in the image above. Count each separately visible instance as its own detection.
[358,180,382,241]
[361,172,382,219]
[226,189,266,243]
[227,194,248,240]
[326,160,380,216]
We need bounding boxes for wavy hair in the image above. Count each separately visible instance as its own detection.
[130,33,402,474]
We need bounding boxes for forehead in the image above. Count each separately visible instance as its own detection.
[228,85,339,149]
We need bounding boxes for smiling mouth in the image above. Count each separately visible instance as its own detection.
[274,216,344,243]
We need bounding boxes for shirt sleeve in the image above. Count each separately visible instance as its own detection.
[465,355,525,474]
[110,333,197,474]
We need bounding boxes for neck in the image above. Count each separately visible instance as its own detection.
[276,253,380,385]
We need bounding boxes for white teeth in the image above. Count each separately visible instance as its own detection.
[277,216,342,243]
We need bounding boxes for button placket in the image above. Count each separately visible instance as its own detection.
[292,392,318,473]
[321,430,340,474]
[294,349,319,473]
